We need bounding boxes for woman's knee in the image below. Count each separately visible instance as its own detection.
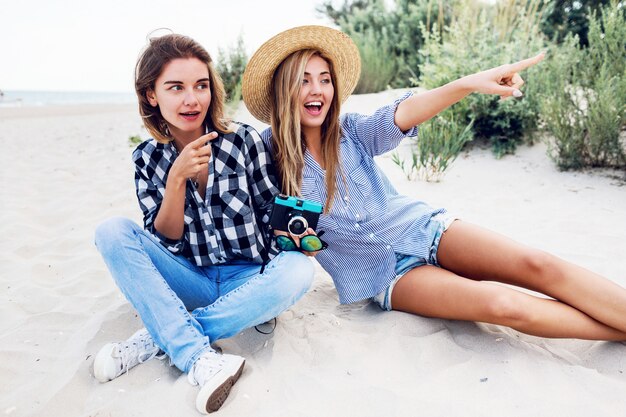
[94,217,140,253]
[518,249,565,288]
[484,292,531,325]
[271,251,315,295]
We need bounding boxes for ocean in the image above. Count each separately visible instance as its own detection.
[0,90,136,107]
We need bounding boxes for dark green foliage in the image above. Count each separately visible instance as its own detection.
[216,35,247,104]
[470,97,528,158]
[540,0,613,47]
[317,0,371,23]
[351,28,397,93]
[317,0,459,92]
[387,0,459,85]
[322,0,625,175]
[418,3,547,157]
[537,2,626,170]
[393,111,474,181]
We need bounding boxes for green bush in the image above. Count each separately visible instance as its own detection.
[128,134,143,147]
[537,3,626,169]
[418,0,547,157]
[392,111,474,181]
[323,0,625,173]
[318,0,459,92]
[540,0,613,47]
[216,34,247,105]
[352,28,397,93]
[536,37,587,168]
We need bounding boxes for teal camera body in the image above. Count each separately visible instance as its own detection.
[270,195,323,237]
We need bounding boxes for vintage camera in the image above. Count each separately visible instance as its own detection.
[269,195,323,237]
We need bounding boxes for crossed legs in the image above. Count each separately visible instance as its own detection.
[391,221,626,340]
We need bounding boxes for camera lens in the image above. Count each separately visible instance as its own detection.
[287,216,308,236]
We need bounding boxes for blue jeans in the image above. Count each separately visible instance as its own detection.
[94,217,314,373]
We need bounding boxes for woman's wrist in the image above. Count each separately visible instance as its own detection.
[451,75,476,96]
[166,166,188,190]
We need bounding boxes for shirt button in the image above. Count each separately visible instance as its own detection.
[356,214,360,219]
[386,245,391,249]
[354,223,360,228]
[369,233,375,238]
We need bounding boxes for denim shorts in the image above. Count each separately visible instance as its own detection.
[373,214,456,311]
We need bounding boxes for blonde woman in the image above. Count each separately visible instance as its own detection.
[241,25,626,341]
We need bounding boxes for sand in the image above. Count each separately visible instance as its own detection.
[1,93,625,417]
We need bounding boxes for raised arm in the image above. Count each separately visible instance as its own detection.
[394,52,545,132]
[154,133,217,240]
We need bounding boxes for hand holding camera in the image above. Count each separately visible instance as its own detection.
[269,195,327,254]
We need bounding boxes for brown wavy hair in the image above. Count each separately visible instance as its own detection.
[135,33,230,143]
[271,50,343,212]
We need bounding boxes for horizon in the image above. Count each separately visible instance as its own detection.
[0,0,331,93]
[1,88,136,94]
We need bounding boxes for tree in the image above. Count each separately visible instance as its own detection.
[317,0,459,91]
[540,0,614,47]
[216,34,248,103]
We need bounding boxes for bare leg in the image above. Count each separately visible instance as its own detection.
[391,265,626,340]
[390,220,626,340]
[432,221,626,335]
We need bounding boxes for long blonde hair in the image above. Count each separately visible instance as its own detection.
[271,50,343,212]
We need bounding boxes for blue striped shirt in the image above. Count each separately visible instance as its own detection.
[261,93,446,304]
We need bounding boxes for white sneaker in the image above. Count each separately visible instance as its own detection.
[187,351,245,414]
[93,328,165,382]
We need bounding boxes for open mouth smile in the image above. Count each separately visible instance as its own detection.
[304,101,323,116]
[180,111,201,121]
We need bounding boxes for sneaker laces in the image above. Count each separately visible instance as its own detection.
[115,329,165,376]
[187,350,224,387]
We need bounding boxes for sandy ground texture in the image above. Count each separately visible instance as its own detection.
[1,93,625,417]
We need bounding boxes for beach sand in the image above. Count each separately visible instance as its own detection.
[1,94,625,417]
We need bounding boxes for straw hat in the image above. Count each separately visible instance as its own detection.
[242,25,361,124]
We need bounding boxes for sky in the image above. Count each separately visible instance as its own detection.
[0,0,334,93]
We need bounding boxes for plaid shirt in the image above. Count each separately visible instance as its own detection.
[133,123,279,266]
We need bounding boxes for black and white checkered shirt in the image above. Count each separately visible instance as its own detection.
[133,123,279,266]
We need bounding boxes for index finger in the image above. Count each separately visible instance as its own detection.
[509,51,546,73]
[190,131,219,148]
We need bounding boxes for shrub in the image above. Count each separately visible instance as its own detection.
[352,28,397,93]
[392,111,474,181]
[537,3,626,169]
[216,34,247,105]
[317,0,459,92]
[540,0,613,47]
[128,134,143,147]
[418,0,548,157]
[536,36,587,168]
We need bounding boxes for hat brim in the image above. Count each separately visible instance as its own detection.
[242,25,361,125]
